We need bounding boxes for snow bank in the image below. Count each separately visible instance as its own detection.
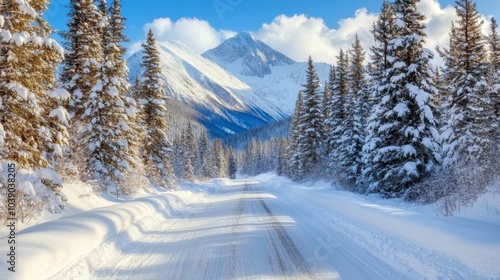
[0,195,173,280]
[265,174,500,279]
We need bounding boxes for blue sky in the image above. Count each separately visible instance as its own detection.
[45,0,500,63]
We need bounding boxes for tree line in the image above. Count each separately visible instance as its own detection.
[240,0,500,213]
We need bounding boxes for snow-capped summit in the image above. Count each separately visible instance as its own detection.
[127,40,286,138]
[203,32,295,78]
[203,33,330,116]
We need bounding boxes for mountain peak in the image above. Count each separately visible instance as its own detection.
[202,32,295,78]
[234,32,256,44]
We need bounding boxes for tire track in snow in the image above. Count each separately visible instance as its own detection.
[249,185,315,280]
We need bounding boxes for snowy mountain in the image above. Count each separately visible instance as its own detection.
[203,33,331,116]
[127,34,332,137]
[127,41,287,138]
[203,32,295,78]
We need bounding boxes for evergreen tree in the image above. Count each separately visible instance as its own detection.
[182,122,196,180]
[286,92,303,179]
[198,130,210,178]
[61,0,103,120]
[276,137,288,176]
[139,30,175,187]
[228,149,237,179]
[79,0,138,192]
[212,139,227,178]
[440,0,492,167]
[363,0,440,196]
[487,17,500,144]
[0,0,69,167]
[338,35,370,186]
[325,51,348,180]
[0,0,69,215]
[294,56,324,179]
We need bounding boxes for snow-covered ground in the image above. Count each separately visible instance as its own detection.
[1,174,499,279]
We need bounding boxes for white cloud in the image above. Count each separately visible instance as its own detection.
[253,10,377,64]
[130,0,491,66]
[137,17,236,54]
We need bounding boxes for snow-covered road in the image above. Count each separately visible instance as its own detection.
[2,175,499,279]
[50,180,403,279]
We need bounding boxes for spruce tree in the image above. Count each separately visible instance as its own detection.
[286,92,303,179]
[182,122,196,180]
[212,139,227,178]
[228,149,237,179]
[363,2,398,189]
[440,0,492,167]
[364,0,440,196]
[0,0,69,216]
[338,35,369,186]
[276,137,288,176]
[78,0,138,192]
[325,51,348,180]
[61,0,103,120]
[295,56,324,179]
[487,17,500,144]
[0,0,69,168]
[198,130,210,177]
[140,30,175,187]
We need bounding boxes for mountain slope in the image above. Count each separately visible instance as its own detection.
[203,32,295,78]
[203,33,331,116]
[127,41,286,138]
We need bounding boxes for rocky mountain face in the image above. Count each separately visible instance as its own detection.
[128,33,330,138]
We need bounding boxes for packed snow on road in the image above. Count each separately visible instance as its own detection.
[1,174,499,280]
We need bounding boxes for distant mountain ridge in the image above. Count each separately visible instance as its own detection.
[127,33,330,138]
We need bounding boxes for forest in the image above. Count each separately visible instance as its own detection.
[0,0,499,222]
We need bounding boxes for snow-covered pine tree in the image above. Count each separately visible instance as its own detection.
[78,0,137,193]
[182,122,195,180]
[440,0,493,167]
[139,29,175,187]
[109,0,144,185]
[325,51,348,181]
[362,1,398,191]
[286,92,303,179]
[243,138,257,176]
[61,0,103,121]
[363,0,440,197]
[197,130,210,178]
[294,56,324,179]
[487,17,500,145]
[212,139,227,178]
[0,0,70,218]
[277,137,288,176]
[338,34,369,187]
[228,149,237,179]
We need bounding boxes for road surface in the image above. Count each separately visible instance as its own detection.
[51,180,405,280]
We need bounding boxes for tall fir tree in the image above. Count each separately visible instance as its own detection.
[78,0,139,192]
[286,92,303,179]
[338,34,369,186]
[61,0,103,120]
[363,0,440,197]
[276,137,288,176]
[487,17,500,145]
[325,51,348,180]
[294,56,324,179]
[197,130,210,178]
[0,0,69,168]
[182,122,196,180]
[440,0,493,167]
[363,2,398,189]
[0,0,70,216]
[139,29,175,187]
[228,149,237,179]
